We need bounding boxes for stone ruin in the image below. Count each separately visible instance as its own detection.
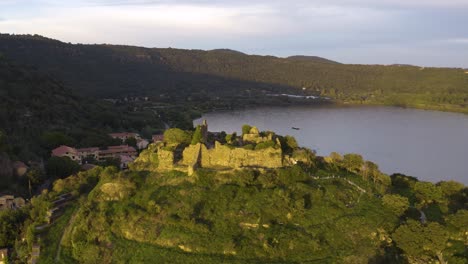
[133,122,288,175]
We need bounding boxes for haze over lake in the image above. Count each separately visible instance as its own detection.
[195,106,468,184]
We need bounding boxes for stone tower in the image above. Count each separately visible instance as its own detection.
[201,119,208,143]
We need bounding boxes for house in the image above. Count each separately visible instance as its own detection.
[119,155,135,169]
[0,195,25,211]
[52,144,138,169]
[0,248,8,264]
[109,132,141,142]
[97,145,137,162]
[76,147,99,160]
[152,134,164,143]
[12,161,28,177]
[136,139,149,150]
[51,145,82,163]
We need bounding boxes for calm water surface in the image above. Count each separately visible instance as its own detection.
[194,106,468,184]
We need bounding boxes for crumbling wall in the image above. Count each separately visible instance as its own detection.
[200,141,283,168]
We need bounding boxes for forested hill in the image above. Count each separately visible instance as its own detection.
[0,56,166,161]
[0,56,91,157]
[0,34,467,112]
[286,55,340,64]
[0,34,295,100]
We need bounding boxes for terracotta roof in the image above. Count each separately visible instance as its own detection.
[108,145,129,149]
[99,145,137,155]
[52,145,77,156]
[76,147,99,153]
[120,155,135,163]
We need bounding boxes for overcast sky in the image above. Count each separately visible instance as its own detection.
[1,0,467,67]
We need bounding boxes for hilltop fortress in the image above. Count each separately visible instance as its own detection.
[132,121,313,175]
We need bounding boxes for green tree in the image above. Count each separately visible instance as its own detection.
[40,131,75,150]
[163,128,191,145]
[285,135,298,149]
[382,194,409,217]
[26,168,45,196]
[361,161,379,181]
[46,156,81,179]
[342,153,364,173]
[125,137,137,148]
[0,209,27,248]
[101,157,121,168]
[0,130,6,152]
[191,125,203,145]
[242,124,252,135]
[225,132,237,144]
[414,181,443,207]
[393,220,449,264]
[437,181,464,198]
[445,209,468,234]
[329,152,343,162]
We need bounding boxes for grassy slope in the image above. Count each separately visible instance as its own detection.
[47,167,397,263]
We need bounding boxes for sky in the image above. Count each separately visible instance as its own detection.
[0,0,467,67]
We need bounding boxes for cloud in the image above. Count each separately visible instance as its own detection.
[0,0,467,67]
[445,38,468,44]
[79,0,468,9]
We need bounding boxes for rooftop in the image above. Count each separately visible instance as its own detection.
[77,147,99,153]
[52,145,78,156]
[100,145,137,155]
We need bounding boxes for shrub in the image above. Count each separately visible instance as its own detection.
[243,144,255,150]
[382,194,409,216]
[163,128,191,145]
[191,125,203,145]
[242,124,252,135]
[46,156,81,179]
[255,140,275,150]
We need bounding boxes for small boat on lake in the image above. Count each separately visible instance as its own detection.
[291,127,300,130]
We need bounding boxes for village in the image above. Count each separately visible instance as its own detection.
[0,132,164,264]
[50,132,164,170]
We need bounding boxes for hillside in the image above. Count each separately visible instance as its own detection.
[7,126,467,264]
[0,34,467,113]
[0,57,167,158]
[0,56,175,195]
[286,55,340,64]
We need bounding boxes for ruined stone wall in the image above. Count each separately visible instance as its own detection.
[131,143,160,171]
[181,144,202,166]
[199,141,283,168]
[139,140,284,174]
[157,148,175,170]
[242,127,274,144]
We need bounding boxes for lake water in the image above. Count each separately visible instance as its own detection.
[194,105,468,184]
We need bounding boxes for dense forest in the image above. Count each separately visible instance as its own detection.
[1,128,466,263]
[0,34,467,113]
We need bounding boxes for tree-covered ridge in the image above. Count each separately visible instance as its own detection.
[0,57,177,196]
[4,128,465,264]
[0,57,166,158]
[0,34,467,113]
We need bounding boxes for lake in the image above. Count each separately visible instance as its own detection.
[194,105,468,184]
